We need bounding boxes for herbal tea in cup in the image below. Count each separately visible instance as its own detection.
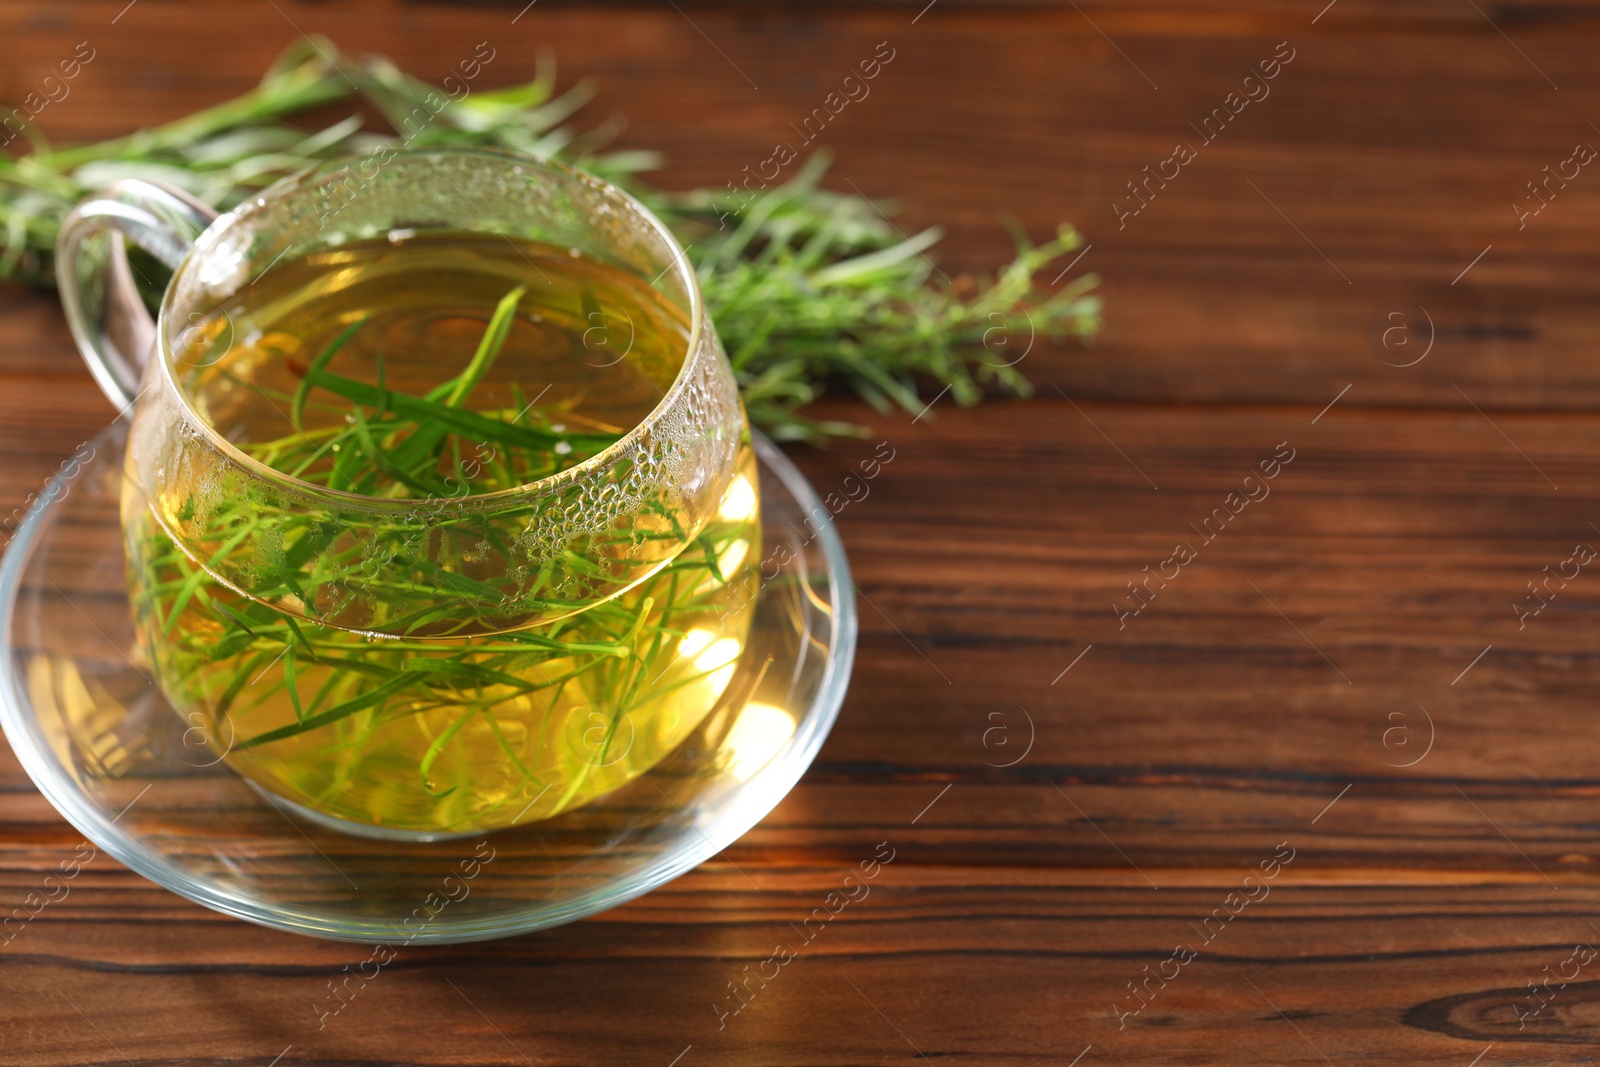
[57,150,756,837]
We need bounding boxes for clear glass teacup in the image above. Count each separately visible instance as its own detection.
[56,148,759,839]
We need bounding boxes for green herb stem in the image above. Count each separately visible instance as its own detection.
[0,38,1098,440]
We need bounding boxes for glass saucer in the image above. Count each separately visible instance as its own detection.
[0,421,854,943]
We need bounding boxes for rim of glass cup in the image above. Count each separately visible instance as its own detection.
[0,425,856,943]
[152,146,713,512]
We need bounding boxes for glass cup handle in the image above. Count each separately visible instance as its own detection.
[55,179,218,412]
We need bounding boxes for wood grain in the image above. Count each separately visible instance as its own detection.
[4,1,1600,1063]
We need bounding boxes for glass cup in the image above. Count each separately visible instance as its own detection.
[56,148,759,840]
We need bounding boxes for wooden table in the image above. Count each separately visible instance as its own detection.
[3,1,1599,1063]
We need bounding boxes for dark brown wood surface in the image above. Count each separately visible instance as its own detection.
[6,1,1600,1063]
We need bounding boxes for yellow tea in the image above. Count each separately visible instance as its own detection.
[123,232,759,835]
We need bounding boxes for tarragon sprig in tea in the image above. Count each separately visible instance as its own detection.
[255,287,617,497]
[136,293,755,825]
